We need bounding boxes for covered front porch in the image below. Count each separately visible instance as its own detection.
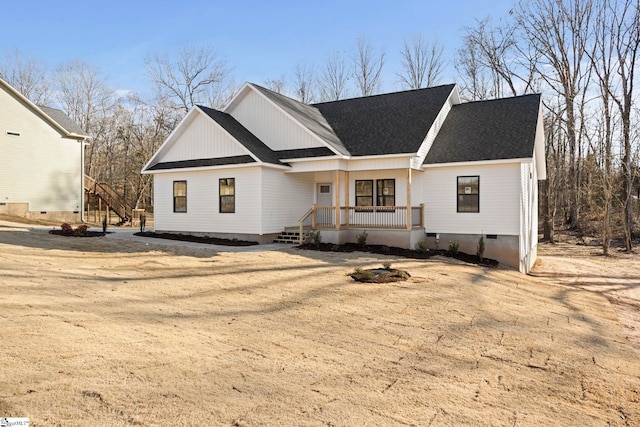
[293,167,426,246]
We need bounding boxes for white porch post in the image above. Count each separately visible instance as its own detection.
[344,170,350,228]
[406,168,412,230]
[335,170,340,230]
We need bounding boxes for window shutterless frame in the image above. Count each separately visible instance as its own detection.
[219,178,235,213]
[355,180,374,207]
[457,176,479,212]
[173,181,187,213]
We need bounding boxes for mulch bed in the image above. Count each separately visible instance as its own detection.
[298,242,499,267]
[133,231,259,246]
[49,230,108,237]
[349,268,411,283]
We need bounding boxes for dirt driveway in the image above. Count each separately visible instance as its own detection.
[0,223,638,426]
[532,241,640,356]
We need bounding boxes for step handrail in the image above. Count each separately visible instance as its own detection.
[298,206,315,245]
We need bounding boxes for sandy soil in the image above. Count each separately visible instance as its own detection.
[0,222,638,426]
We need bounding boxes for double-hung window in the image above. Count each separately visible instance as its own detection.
[173,181,187,213]
[355,179,396,208]
[376,179,395,207]
[457,176,479,212]
[355,180,374,207]
[219,178,235,213]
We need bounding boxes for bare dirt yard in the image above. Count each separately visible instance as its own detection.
[0,221,638,426]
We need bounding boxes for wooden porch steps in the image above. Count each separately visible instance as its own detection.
[273,229,310,244]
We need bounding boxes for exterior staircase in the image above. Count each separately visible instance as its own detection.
[84,175,133,224]
[274,227,311,244]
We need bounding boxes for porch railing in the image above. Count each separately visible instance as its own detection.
[301,204,424,232]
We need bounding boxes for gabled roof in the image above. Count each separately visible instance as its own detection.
[424,93,541,165]
[197,106,283,165]
[314,84,456,156]
[38,106,87,136]
[0,77,88,140]
[250,84,349,156]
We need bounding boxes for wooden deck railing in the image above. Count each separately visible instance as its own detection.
[306,204,424,230]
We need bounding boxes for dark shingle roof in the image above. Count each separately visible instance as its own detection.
[197,106,283,165]
[424,94,541,164]
[38,106,87,136]
[251,84,349,156]
[275,147,335,159]
[313,84,456,156]
[147,155,256,171]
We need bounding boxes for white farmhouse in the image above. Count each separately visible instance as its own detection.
[0,78,89,222]
[142,83,545,272]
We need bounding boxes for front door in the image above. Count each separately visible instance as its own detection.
[317,183,333,206]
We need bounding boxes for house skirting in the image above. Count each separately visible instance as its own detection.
[154,230,278,245]
[319,228,426,250]
[0,202,80,223]
[424,233,520,271]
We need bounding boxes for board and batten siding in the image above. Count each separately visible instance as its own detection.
[160,112,248,163]
[424,163,522,235]
[227,89,324,151]
[0,87,82,212]
[153,167,262,234]
[260,168,314,233]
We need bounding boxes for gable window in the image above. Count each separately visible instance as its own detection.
[457,176,479,212]
[376,179,396,206]
[355,180,373,206]
[173,181,187,213]
[219,178,235,213]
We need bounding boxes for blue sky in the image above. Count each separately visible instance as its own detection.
[1,1,513,97]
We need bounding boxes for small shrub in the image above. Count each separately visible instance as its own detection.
[354,267,364,274]
[331,244,340,251]
[60,223,73,235]
[74,224,88,237]
[310,231,322,246]
[102,216,108,233]
[477,235,485,261]
[382,261,392,270]
[415,240,428,253]
[397,270,410,279]
[356,230,368,247]
[139,214,146,233]
[448,241,459,255]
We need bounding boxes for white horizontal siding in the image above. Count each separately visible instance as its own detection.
[424,163,521,235]
[227,89,323,151]
[153,167,262,234]
[520,161,538,272]
[261,169,314,232]
[160,112,247,163]
[0,87,82,212]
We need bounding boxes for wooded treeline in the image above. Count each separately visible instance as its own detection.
[1,0,638,252]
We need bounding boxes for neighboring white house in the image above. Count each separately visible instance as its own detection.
[142,83,546,273]
[0,77,89,222]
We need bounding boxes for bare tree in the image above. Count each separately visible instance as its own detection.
[514,0,594,230]
[53,60,116,180]
[146,44,231,114]
[263,76,287,94]
[0,49,52,105]
[455,37,494,101]
[352,37,385,96]
[293,61,316,103]
[397,34,446,89]
[603,0,639,252]
[318,52,350,101]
